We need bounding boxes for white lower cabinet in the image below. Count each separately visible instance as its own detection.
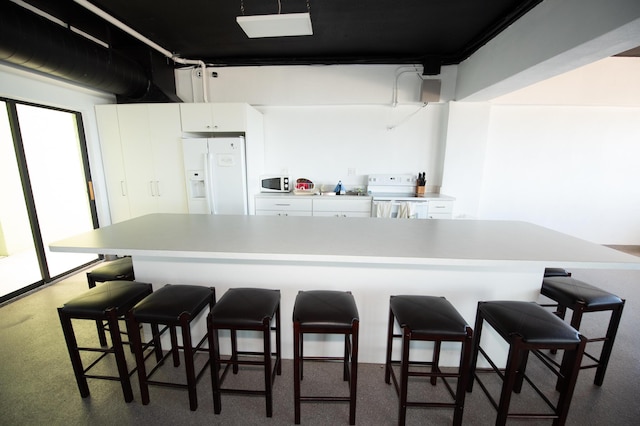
[312,198,372,217]
[255,197,313,216]
[255,195,372,217]
[427,200,453,219]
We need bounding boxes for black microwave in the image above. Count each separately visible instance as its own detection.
[260,175,290,192]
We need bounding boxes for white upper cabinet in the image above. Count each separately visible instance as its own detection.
[179,103,247,132]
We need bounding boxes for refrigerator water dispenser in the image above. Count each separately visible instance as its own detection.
[187,170,206,199]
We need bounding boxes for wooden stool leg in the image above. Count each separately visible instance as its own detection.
[208,321,223,414]
[431,340,441,386]
[384,308,394,384]
[467,306,485,392]
[398,326,410,426]
[453,327,473,426]
[231,329,239,374]
[170,326,180,367]
[58,309,90,398]
[263,318,273,417]
[180,314,197,411]
[150,323,163,362]
[349,320,359,425]
[294,322,302,425]
[107,308,133,402]
[343,334,350,381]
[514,350,530,394]
[127,313,150,405]
[275,304,282,375]
[496,338,522,426]
[595,303,624,386]
[555,336,587,425]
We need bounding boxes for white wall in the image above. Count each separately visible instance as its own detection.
[176,65,454,191]
[256,104,448,191]
[440,102,491,219]
[479,105,640,244]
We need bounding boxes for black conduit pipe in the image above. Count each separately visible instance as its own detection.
[0,1,149,98]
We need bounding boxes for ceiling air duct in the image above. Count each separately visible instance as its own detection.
[0,1,149,98]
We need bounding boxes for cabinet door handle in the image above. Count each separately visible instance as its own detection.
[149,181,156,196]
[120,180,127,196]
[155,181,161,196]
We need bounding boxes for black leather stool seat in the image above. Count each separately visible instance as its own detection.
[62,280,150,317]
[480,300,581,345]
[293,290,360,425]
[128,284,215,411]
[542,277,623,309]
[87,257,134,286]
[293,290,359,328]
[385,295,473,426]
[132,284,213,324]
[208,288,282,417]
[541,275,625,386]
[390,295,469,336]
[58,280,152,402]
[468,301,587,425]
[210,287,280,326]
[544,267,571,278]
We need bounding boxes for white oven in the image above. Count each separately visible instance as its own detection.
[367,174,429,219]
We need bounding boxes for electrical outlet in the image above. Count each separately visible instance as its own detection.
[348,168,356,176]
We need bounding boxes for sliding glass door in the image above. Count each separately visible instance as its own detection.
[0,99,98,302]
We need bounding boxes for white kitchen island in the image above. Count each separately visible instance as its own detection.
[50,214,640,365]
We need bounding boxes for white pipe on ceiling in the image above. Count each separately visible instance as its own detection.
[73,0,209,102]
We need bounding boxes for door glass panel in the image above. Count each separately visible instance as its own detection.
[0,101,42,297]
[16,104,97,278]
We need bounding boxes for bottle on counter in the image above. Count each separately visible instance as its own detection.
[334,180,343,195]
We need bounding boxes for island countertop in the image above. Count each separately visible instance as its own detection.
[49,214,640,363]
[50,213,640,269]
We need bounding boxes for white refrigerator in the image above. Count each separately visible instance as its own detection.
[182,137,248,214]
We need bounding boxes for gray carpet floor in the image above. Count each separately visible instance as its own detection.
[1,248,639,425]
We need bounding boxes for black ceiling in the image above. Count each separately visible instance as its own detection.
[23,0,545,69]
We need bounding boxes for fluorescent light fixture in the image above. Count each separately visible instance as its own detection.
[237,12,312,38]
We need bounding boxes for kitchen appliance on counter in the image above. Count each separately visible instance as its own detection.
[182,137,248,214]
[260,175,291,192]
[367,174,429,218]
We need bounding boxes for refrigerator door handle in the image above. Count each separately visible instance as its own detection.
[205,152,216,214]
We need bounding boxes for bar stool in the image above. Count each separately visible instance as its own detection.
[385,295,473,426]
[541,275,625,386]
[127,284,215,411]
[468,301,587,425]
[293,290,359,425]
[208,288,281,417]
[57,280,152,402]
[543,267,571,278]
[86,257,135,289]
[86,257,135,346]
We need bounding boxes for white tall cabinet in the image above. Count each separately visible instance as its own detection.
[96,103,188,223]
[96,102,264,224]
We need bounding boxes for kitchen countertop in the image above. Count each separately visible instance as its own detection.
[50,213,640,269]
[255,192,455,200]
[255,192,371,199]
